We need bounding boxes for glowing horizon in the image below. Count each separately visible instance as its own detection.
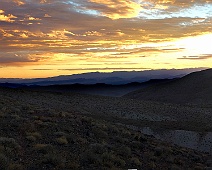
[0,0,211,78]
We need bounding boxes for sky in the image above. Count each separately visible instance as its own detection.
[0,0,211,78]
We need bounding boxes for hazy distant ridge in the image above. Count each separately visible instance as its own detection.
[0,68,205,85]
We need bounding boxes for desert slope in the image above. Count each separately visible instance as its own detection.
[0,86,212,169]
[124,69,212,105]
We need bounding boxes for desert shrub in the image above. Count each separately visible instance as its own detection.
[133,133,142,141]
[26,132,42,139]
[154,146,164,156]
[27,110,35,114]
[21,123,36,132]
[130,141,142,149]
[166,155,175,163]
[66,133,78,143]
[33,144,54,154]
[130,157,142,167]
[10,114,20,120]
[66,161,80,169]
[33,120,49,127]
[194,164,204,170]
[113,156,126,167]
[121,129,131,138]
[26,135,36,142]
[89,143,107,154]
[101,152,115,167]
[116,146,131,157]
[81,150,102,165]
[144,151,155,161]
[108,125,119,134]
[101,152,126,167]
[170,164,182,170]
[77,137,88,145]
[0,111,5,118]
[92,128,108,140]
[32,116,39,119]
[0,145,5,153]
[55,136,68,145]
[41,154,65,167]
[139,135,148,142]
[149,161,156,169]
[99,124,108,131]
[38,116,52,122]
[0,153,9,170]
[81,116,93,124]
[8,163,24,170]
[0,137,20,150]
[54,131,68,137]
[113,136,126,143]
[50,111,67,118]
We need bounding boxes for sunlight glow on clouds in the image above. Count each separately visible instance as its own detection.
[0,10,17,22]
[0,0,211,78]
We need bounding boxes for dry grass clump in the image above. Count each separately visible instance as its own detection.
[0,111,5,118]
[26,132,42,142]
[107,124,120,134]
[55,136,68,145]
[0,153,9,170]
[0,137,20,150]
[26,135,37,142]
[50,111,68,118]
[116,146,131,157]
[26,132,42,139]
[81,150,102,165]
[89,143,107,154]
[101,152,126,168]
[130,140,143,149]
[8,163,24,170]
[10,114,21,120]
[33,144,54,154]
[40,154,65,168]
[54,131,68,137]
[81,142,127,168]
[91,127,108,140]
[130,157,142,167]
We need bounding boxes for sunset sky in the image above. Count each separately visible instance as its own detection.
[0,0,211,78]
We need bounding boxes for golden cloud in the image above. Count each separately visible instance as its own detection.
[88,0,142,19]
[13,0,25,6]
[0,10,17,22]
[0,0,211,71]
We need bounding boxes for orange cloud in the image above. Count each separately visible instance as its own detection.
[0,0,211,77]
[13,0,25,6]
[88,0,142,19]
[0,10,17,22]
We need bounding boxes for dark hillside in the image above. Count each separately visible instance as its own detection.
[0,87,212,169]
[124,69,212,105]
[20,79,172,97]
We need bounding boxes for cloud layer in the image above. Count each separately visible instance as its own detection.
[0,0,211,77]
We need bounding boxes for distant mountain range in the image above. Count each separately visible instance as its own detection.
[124,68,212,105]
[0,68,205,85]
[14,79,172,97]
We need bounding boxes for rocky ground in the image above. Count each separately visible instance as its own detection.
[0,87,212,169]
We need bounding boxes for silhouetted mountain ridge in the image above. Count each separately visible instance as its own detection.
[0,68,204,85]
[16,79,171,97]
[124,69,212,105]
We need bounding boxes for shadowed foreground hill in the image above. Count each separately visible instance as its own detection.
[0,87,212,169]
[124,69,212,105]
